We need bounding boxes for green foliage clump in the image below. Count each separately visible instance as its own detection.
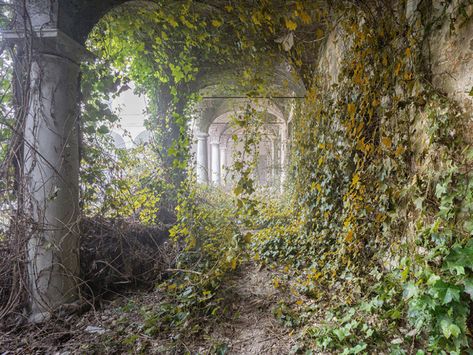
[248,1,473,353]
[141,186,245,338]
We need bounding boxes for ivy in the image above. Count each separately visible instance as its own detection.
[2,0,472,352]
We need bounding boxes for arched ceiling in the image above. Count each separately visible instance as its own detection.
[219,125,279,147]
[196,97,292,132]
[59,0,145,43]
[16,0,328,97]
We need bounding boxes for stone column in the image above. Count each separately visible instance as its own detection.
[271,138,279,186]
[280,124,288,188]
[196,133,209,184]
[210,140,221,185]
[18,32,85,323]
[219,144,227,185]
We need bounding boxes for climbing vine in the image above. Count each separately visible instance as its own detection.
[252,1,473,353]
[1,0,473,353]
[81,1,473,351]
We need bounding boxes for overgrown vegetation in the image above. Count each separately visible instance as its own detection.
[1,0,473,353]
[249,2,473,353]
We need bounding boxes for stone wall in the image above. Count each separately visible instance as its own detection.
[317,24,347,87]
[428,2,473,113]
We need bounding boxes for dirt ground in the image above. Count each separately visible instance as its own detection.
[0,263,295,354]
[200,263,295,354]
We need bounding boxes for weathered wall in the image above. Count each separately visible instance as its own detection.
[428,2,473,114]
[317,2,473,114]
[317,25,347,87]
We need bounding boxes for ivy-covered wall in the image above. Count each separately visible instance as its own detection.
[285,1,473,351]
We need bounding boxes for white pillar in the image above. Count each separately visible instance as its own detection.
[271,138,279,186]
[23,36,83,322]
[220,145,227,185]
[280,124,288,188]
[196,133,209,184]
[211,141,221,185]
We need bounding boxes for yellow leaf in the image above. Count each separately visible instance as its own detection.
[394,62,402,76]
[244,232,252,243]
[381,136,392,148]
[234,185,243,196]
[401,267,410,281]
[405,47,412,58]
[356,137,366,151]
[296,299,304,306]
[315,28,324,39]
[345,230,354,242]
[211,19,223,27]
[352,173,360,185]
[395,145,405,157]
[285,18,298,31]
[251,11,262,26]
[299,11,312,24]
[167,16,178,28]
[382,53,388,66]
[273,278,280,288]
[224,5,233,12]
[347,103,356,120]
[231,258,237,270]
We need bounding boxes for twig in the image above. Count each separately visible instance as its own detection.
[166,268,203,275]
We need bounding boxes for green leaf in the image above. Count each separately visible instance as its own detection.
[443,244,473,275]
[403,282,418,300]
[333,327,350,341]
[414,197,424,210]
[440,317,461,339]
[97,125,110,134]
[464,220,473,234]
[435,182,448,197]
[431,280,461,304]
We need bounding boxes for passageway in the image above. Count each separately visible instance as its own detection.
[1,1,473,353]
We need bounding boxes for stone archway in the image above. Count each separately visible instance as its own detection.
[192,98,289,187]
[5,0,303,322]
[5,0,158,323]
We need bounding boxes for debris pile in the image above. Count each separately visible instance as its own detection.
[79,217,173,301]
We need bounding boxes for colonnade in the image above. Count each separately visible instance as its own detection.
[4,0,297,323]
[195,128,288,188]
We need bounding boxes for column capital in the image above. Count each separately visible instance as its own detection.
[1,28,91,64]
[195,132,209,140]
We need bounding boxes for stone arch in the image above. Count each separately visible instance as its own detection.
[134,130,152,146]
[7,0,173,322]
[196,98,287,133]
[58,0,154,44]
[194,98,288,186]
[8,0,300,321]
[111,130,127,149]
